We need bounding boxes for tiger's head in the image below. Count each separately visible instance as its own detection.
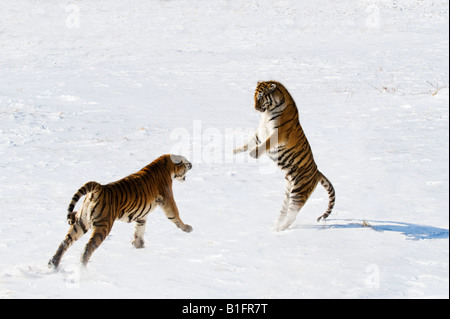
[169,154,192,182]
[254,81,285,113]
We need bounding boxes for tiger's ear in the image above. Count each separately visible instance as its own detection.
[170,154,183,166]
[268,83,276,92]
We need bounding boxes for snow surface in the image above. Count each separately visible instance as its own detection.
[0,0,448,299]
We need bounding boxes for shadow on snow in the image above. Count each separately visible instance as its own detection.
[298,219,449,241]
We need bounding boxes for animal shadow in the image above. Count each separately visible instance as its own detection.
[306,219,449,240]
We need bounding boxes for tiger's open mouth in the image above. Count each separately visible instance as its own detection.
[256,101,270,112]
[174,160,192,182]
[175,172,187,182]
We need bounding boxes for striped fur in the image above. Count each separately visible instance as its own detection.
[234,81,335,231]
[49,154,193,268]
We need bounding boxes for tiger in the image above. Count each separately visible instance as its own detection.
[48,154,193,268]
[234,81,335,231]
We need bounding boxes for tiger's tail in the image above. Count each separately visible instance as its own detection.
[67,181,101,225]
[316,172,335,222]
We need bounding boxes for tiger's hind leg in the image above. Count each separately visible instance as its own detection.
[274,179,292,230]
[276,184,310,231]
[276,199,306,231]
[48,211,90,269]
[81,220,113,266]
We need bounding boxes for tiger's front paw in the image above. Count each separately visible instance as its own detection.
[249,147,259,158]
[132,237,145,249]
[233,147,243,154]
[182,224,193,233]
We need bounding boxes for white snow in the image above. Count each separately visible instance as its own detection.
[0,0,448,299]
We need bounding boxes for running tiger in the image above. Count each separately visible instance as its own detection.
[49,154,193,268]
[234,81,335,231]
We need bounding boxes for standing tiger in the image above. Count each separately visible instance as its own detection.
[49,154,193,268]
[234,81,335,231]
